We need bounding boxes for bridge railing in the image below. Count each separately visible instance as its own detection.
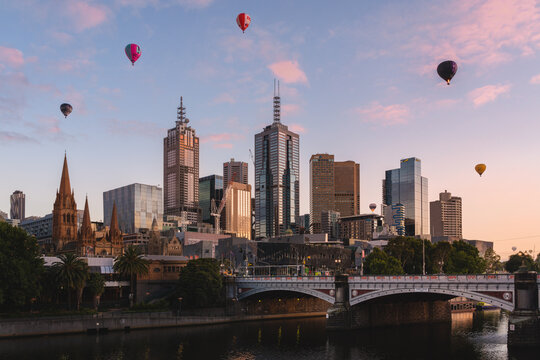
[236,276,335,282]
[348,274,516,282]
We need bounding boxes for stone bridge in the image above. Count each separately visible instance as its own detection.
[228,272,540,348]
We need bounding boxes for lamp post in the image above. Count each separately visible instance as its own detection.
[422,238,426,276]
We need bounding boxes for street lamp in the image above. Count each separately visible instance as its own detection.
[177,297,183,316]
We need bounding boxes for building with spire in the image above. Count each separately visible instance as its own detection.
[163,97,201,224]
[254,80,300,239]
[52,154,78,252]
[94,202,124,257]
[77,196,95,256]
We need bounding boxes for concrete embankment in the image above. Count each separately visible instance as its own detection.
[0,311,326,338]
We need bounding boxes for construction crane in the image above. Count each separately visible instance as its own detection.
[249,149,255,166]
[211,184,232,234]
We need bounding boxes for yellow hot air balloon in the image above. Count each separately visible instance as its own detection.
[475,164,486,176]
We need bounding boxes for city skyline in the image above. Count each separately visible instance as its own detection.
[1,0,540,257]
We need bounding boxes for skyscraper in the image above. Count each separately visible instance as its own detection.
[430,190,462,241]
[254,81,300,238]
[199,175,223,224]
[163,97,200,224]
[310,154,335,233]
[309,154,360,233]
[334,161,360,217]
[224,182,252,240]
[223,158,248,190]
[10,190,25,220]
[103,183,163,234]
[382,157,429,237]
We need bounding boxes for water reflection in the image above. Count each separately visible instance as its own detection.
[0,311,536,359]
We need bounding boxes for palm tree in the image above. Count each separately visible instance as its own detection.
[87,273,105,311]
[113,246,150,307]
[53,253,89,310]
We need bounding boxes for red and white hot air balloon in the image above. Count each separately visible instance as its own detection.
[236,13,251,33]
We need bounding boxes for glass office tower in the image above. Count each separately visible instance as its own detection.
[254,81,300,238]
[103,183,163,234]
[199,175,223,224]
[382,157,429,237]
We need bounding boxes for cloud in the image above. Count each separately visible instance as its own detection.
[354,102,410,126]
[213,143,233,149]
[268,61,308,84]
[0,131,37,144]
[468,84,511,107]
[212,93,236,104]
[116,0,213,9]
[55,57,92,72]
[289,123,306,133]
[0,46,26,67]
[50,31,73,44]
[65,1,109,32]
[108,118,165,137]
[200,133,243,144]
[63,88,87,114]
[281,104,301,116]
[530,74,540,84]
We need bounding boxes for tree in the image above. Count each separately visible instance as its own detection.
[364,248,404,275]
[445,241,486,274]
[385,236,432,274]
[484,248,503,273]
[113,246,149,306]
[0,222,44,310]
[53,253,89,310]
[505,251,539,273]
[175,258,224,309]
[87,273,105,310]
[430,241,452,274]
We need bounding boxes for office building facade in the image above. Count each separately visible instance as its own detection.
[163,97,200,224]
[254,82,300,238]
[223,159,248,190]
[224,182,252,240]
[199,175,223,224]
[321,210,340,240]
[382,157,429,237]
[430,190,462,240]
[10,190,25,220]
[334,161,360,217]
[310,154,335,233]
[382,203,405,236]
[103,183,163,234]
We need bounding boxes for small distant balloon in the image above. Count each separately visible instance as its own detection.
[475,164,486,177]
[125,43,141,66]
[369,203,377,212]
[60,103,72,118]
[236,13,251,33]
[437,60,458,85]
[512,246,517,252]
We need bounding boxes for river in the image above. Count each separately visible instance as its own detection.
[0,311,536,359]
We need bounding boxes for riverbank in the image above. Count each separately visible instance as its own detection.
[0,311,327,338]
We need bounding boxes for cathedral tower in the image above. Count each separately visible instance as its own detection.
[52,154,78,252]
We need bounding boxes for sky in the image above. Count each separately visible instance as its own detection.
[1,0,540,259]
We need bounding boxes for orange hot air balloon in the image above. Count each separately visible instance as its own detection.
[475,164,486,176]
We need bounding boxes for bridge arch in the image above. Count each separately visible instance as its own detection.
[350,288,513,311]
[237,286,335,304]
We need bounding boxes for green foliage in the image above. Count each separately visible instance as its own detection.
[484,248,503,273]
[385,237,432,274]
[364,248,404,275]
[445,241,486,274]
[175,258,224,309]
[114,246,150,304]
[0,222,44,309]
[87,273,105,297]
[430,241,452,274]
[52,253,89,309]
[505,251,539,273]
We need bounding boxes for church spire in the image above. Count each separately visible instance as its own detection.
[81,196,91,231]
[59,153,72,195]
[110,202,119,233]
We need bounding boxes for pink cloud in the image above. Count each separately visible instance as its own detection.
[63,88,87,114]
[354,102,410,126]
[50,31,73,44]
[0,131,37,144]
[289,123,306,133]
[200,133,243,143]
[282,104,301,116]
[116,0,213,8]
[468,84,511,107]
[0,46,26,67]
[408,0,540,67]
[268,61,308,84]
[108,118,165,137]
[65,1,109,32]
[213,143,233,149]
[56,57,92,72]
[212,93,236,104]
[530,74,540,84]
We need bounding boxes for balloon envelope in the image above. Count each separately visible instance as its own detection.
[125,43,141,65]
[236,13,251,33]
[475,164,486,176]
[369,203,377,212]
[60,103,72,118]
[512,247,517,251]
[437,60,458,85]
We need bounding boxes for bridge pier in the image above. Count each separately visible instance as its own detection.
[326,275,350,330]
[508,269,540,348]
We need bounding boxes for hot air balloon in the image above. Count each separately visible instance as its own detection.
[512,246,517,252]
[60,103,72,118]
[125,43,141,66]
[475,164,486,177]
[369,203,377,212]
[437,60,458,85]
[236,13,251,33]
